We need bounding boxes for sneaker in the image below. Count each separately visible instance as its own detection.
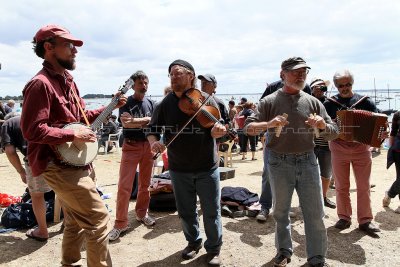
[136,214,156,226]
[334,219,351,230]
[181,242,202,260]
[289,211,296,218]
[324,197,336,209]
[256,209,270,222]
[274,254,291,267]
[206,252,221,266]
[108,226,129,241]
[382,191,391,207]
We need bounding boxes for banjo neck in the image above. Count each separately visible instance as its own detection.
[90,78,134,131]
[91,97,119,131]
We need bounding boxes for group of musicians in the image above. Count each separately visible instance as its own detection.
[18,24,391,267]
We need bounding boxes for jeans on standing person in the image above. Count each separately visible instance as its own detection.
[169,168,223,254]
[388,152,400,198]
[267,150,327,265]
[260,146,272,211]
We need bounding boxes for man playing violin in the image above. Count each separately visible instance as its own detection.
[20,25,126,266]
[147,59,226,266]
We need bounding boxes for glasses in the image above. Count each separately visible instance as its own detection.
[168,72,185,78]
[61,42,75,50]
[337,83,352,89]
[289,69,309,76]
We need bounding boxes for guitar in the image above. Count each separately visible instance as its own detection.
[54,78,133,166]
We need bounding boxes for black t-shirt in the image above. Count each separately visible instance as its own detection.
[1,116,27,156]
[323,93,378,120]
[101,121,118,138]
[119,96,156,140]
[147,92,218,172]
[214,96,230,125]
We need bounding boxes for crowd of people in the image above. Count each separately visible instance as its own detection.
[2,24,399,267]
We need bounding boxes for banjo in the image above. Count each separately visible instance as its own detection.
[54,78,133,166]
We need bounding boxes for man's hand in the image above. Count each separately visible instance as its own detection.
[120,112,151,128]
[149,140,166,154]
[114,91,128,109]
[73,127,97,142]
[211,122,227,139]
[268,115,289,128]
[305,114,326,130]
[18,169,27,184]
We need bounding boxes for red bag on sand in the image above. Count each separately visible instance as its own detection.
[0,193,21,207]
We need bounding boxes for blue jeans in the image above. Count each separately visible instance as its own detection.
[260,146,272,211]
[267,150,327,265]
[169,168,222,253]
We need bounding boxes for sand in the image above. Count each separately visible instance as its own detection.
[0,147,399,267]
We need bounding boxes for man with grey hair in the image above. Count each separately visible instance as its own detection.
[109,70,157,241]
[324,69,381,236]
[245,57,337,267]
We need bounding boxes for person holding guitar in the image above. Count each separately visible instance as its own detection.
[20,24,127,267]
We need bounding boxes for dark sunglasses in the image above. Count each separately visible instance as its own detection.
[337,83,352,89]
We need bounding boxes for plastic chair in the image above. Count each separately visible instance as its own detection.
[104,128,122,154]
[152,156,164,176]
[218,140,235,167]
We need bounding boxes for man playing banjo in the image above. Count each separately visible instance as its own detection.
[20,24,127,266]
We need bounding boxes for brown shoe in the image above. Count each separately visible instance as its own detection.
[334,219,351,230]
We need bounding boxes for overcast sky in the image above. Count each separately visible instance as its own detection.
[1,0,399,98]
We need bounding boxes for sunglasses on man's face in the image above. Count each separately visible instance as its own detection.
[337,83,352,89]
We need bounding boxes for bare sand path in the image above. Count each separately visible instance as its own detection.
[0,148,399,266]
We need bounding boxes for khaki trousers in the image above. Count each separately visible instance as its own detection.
[43,162,112,267]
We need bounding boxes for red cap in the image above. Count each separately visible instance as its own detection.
[34,24,83,47]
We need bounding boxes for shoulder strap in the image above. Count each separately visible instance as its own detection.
[327,96,348,109]
[349,95,369,109]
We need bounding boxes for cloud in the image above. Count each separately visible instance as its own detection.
[1,0,399,98]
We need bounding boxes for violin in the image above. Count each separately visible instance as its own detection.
[152,88,235,160]
[179,88,237,140]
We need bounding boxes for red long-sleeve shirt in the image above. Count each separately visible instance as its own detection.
[20,61,105,176]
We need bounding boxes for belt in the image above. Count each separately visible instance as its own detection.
[125,139,147,144]
[270,150,312,159]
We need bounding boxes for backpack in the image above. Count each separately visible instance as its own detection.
[1,189,55,228]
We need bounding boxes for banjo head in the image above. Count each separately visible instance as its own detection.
[55,123,98,166]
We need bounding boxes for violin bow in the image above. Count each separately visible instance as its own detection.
[152,91,214,160]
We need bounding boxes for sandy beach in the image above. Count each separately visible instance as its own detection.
[0,147,399,267]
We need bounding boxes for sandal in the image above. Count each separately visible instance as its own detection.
[26,228,48,242]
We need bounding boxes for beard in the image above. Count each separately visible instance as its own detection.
[285,80,305,91]
[171,82,188,93]
[56,56,76,70]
